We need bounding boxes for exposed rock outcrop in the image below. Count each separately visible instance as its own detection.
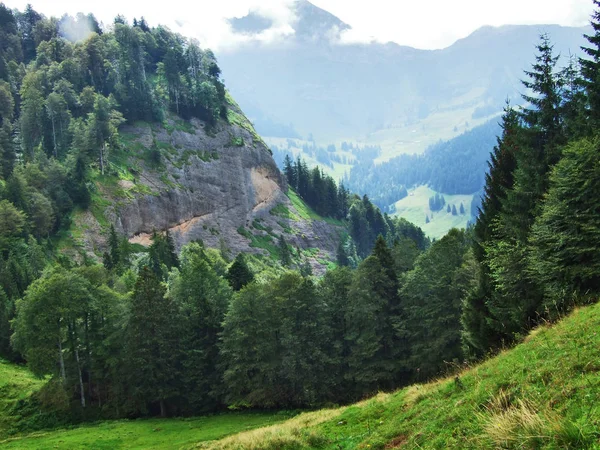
[76,104,342,274]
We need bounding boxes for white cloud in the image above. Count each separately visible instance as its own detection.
[2,0,596,51]
[314,0,595,48]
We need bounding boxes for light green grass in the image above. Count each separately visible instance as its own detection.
[201,302,600,449]
[393,185,474,239]
[0,413,287,450]
[0,361,46,437]
[287,189,344,227]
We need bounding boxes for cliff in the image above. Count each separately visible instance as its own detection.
[67,96,342,274]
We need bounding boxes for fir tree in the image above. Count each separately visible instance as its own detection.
[581,0,600,129]
[124,267,181,416]
[278,235,292,267]
[226,253,254,291]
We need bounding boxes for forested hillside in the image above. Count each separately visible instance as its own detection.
[1,1,600,448]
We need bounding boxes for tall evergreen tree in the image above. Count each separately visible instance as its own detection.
[124,267,181,417]
[226,253,254,291]
[169,244,231,411]
[581,1,600,129]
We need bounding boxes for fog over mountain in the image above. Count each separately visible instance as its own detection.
[219,0,588,151]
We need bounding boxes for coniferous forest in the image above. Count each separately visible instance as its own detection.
[1,1,600,436]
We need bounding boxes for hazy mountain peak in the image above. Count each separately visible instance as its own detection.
[228,0,350,42]
[293,0,351,39]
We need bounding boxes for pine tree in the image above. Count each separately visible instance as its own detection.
[169,244,231,411]
[581,0,600,129]
[108,225,120,270]
[463,105,521,356]
[283,154,297,188]
[226,253,254,291]
[124,267,181,417]
[336,238,350,267]
[401,229,473,379]
[278,235,292,267]
[319,267,353,401]
[483,35,564,339]
[451,204,458,216]
[530,137,600,306]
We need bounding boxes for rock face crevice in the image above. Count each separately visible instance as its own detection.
[79,107,342,273]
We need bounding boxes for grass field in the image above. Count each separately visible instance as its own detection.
[0,413,289,450]
[200,302,600,449]
[393,185,475,239]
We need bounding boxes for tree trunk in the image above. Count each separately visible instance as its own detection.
[51,117,57,158]
[159,399,166,418]
[75,347,86,408]
[100,142,105,175]
[58,336,66,382]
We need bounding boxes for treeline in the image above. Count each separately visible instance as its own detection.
[271,140,384,172]
[9,224,471,418]
[345,119,501,211]
[283,154,349,219]
[463,26,600,355]
[282,154,428,259]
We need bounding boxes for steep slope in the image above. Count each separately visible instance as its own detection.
[197,302,600,449]
[67,96,343,274]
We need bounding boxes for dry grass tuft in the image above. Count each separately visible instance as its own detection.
[478,390,567,449]
[196,407,344,449]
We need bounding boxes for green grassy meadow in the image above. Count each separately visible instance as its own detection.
[393,185,475,239]
[0,413,288,450]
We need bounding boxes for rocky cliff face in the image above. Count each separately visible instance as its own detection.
[74,100,342,273]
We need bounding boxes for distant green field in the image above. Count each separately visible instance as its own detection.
[393,185,475,239]
[1,413,287,450]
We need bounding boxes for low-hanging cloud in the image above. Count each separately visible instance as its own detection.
[2,0,596,51]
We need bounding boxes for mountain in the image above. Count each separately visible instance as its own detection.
[218,1,588,155]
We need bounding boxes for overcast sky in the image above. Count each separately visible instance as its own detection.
[3,0,595,50]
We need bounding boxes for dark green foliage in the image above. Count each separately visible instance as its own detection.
[581,0,600,129]
[428,193,446,212]
[283,155,346,219]
[148,230,179,277]
[529,138,600,304]
[318,267,353,401]
[221,273,331,408]
[124,267,181,417]
[226,253,254,291]
[169,244,231,412]
[401,229,475,380]
[278,235,292,267]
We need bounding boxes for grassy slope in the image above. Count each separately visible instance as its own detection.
[0,360,46,437]
[393,185,474,239]
[198,302,600,449]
